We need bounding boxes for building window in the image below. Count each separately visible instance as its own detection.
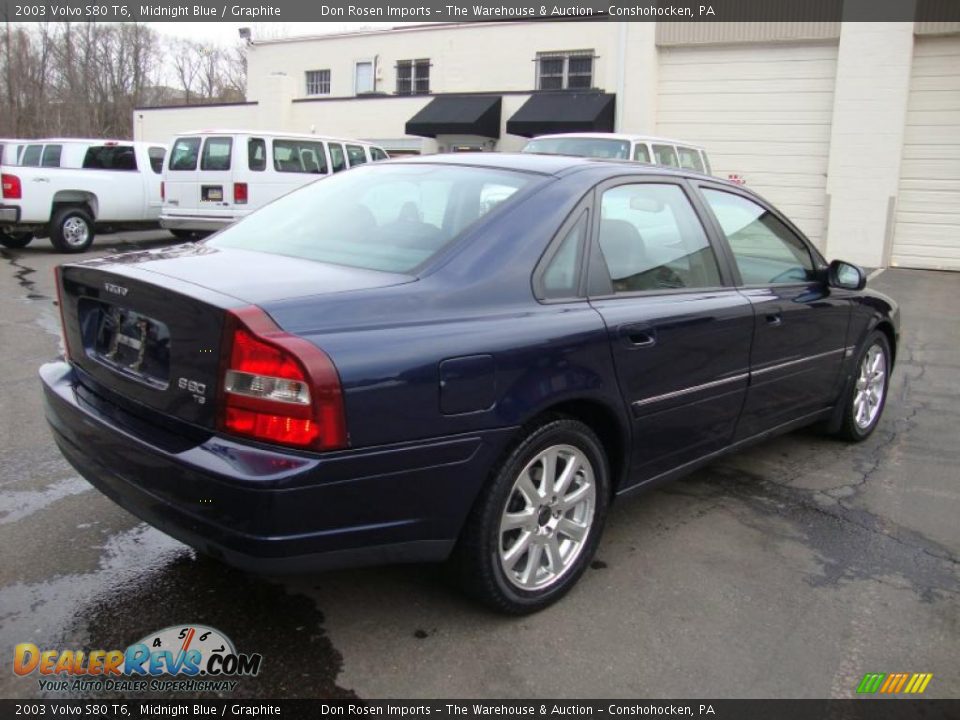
[355,60,374,94]
[536,50,594,90]
[305,69,331,96]
[396,59,430,95]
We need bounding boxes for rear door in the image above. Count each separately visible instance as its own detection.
[587,176,754,485]
[163,136,202,216]
[196,136,235,219]
[697,183,850,438]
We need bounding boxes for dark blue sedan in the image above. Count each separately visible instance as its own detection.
[41,154,899,613]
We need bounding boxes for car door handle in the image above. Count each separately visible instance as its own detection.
[766,312,783,327]
[620,325,657,348]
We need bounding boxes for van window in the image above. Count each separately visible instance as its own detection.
[41,145,62,168]
[370,147,389,161]
[21,145,42,167]
[201,137,233,171]
[677,146,705,173]
[83,146,137,171]
[148,147,166,174]
[169,138,201,171]
[273,140,328,174]
[652,145,679,168]
[329,143,346,173]
[346,144,367,167]
[632,144,651,163]
[248,138,266,171]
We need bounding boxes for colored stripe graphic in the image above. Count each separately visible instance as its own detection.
[857,672,932,694]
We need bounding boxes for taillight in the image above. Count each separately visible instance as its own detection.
[218,306,347,451]
[233,182,248,204]
[53,266,74,361]
[160,181,165,202]
[2,173,21,199]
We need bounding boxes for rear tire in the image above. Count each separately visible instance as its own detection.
[0,231,33,249]
[832,331,891,442]
[50,207,95,253]
[455,417,610,614]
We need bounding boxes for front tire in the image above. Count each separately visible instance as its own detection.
[0,231,33,249]
[456,417,610,614]
[833,331,891,441]
[50,207,95,253]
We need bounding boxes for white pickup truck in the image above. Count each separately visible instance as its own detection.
[0,139,167,252]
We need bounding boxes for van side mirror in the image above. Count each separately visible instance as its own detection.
[828,260,866,290]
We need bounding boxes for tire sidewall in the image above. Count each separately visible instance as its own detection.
[481,420,610,612]
[52,208,94,253]
[846,331,891,440]
[0,231,32,249]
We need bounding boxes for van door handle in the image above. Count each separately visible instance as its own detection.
[620,324,657,348]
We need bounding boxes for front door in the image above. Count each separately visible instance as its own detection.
[698,186,850,439]
[587,179,755,485]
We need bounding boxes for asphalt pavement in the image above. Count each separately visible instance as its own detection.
[0,232,957,699]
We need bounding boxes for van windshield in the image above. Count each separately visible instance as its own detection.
[523,137,630,160]
[209,164,537,273]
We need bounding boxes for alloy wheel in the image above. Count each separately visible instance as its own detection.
[853,344,886,430]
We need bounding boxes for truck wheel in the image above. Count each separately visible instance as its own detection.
[455,417,610,614]
[0,231,33,249]
[169,229,196,241]
[50,207,95,253]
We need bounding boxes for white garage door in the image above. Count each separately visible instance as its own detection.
[891,36,960,271]
[657,43,839,250]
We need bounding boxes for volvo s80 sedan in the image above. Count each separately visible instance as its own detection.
[41,154,899,613]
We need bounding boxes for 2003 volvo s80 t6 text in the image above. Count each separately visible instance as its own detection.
[40,154,899,613]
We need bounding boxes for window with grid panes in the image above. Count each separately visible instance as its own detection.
[397,59,430,95]
[536,51,594,90]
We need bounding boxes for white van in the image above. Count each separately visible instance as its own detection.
[522,133,712,175]
[160,130,389,236]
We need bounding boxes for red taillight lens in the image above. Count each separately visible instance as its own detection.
[218,306,347,451]
[54,266,74,361]
[233,182,248,204]
[2,173,21,199]
[160,181,165,202]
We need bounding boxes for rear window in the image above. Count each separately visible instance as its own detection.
[677,146,705,173]
[148,147,166,174]
[209,164,536,273]
[21,145,42,167]
[169,137,201,171]
[273,140,327,174]
[201,137,233,171]
[523,137,630,160]
[83,145,137,171]
[41,145,62,168]
[346,144,367,167]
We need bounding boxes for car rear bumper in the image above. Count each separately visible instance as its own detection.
[0,205,21,224]
[161,214,234,232]
[41,361,513,574]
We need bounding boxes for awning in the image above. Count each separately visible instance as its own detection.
[506,93,616,137]
[405,95,502,138]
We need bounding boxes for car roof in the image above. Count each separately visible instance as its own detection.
[389,151,723,182]
[176,130,381,145]
[528,132,706,150]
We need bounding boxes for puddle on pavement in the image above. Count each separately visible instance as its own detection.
[0,524,355,700]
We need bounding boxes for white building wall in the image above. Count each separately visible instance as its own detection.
[823,22,916,266]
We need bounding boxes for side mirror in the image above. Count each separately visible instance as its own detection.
[828,259,866,290]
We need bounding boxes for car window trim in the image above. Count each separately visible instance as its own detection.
[693,180,828,289]
[584,174,738,300]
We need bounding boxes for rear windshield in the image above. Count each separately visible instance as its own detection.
[523,137,630,160]
[209,164,537,273]
[169,137,201,171]
[83,145,137,171]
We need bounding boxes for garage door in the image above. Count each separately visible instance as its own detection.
[657,43,838,250]
[891,36,960,271]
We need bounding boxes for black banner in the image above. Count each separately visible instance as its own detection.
[1,0,959,23]
[1,700,959,720]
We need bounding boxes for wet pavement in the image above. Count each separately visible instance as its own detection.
[0,232,957,699]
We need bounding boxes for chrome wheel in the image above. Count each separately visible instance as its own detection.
[498,444,596,591]
[853,344,886,430]
[62,216,90,247]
